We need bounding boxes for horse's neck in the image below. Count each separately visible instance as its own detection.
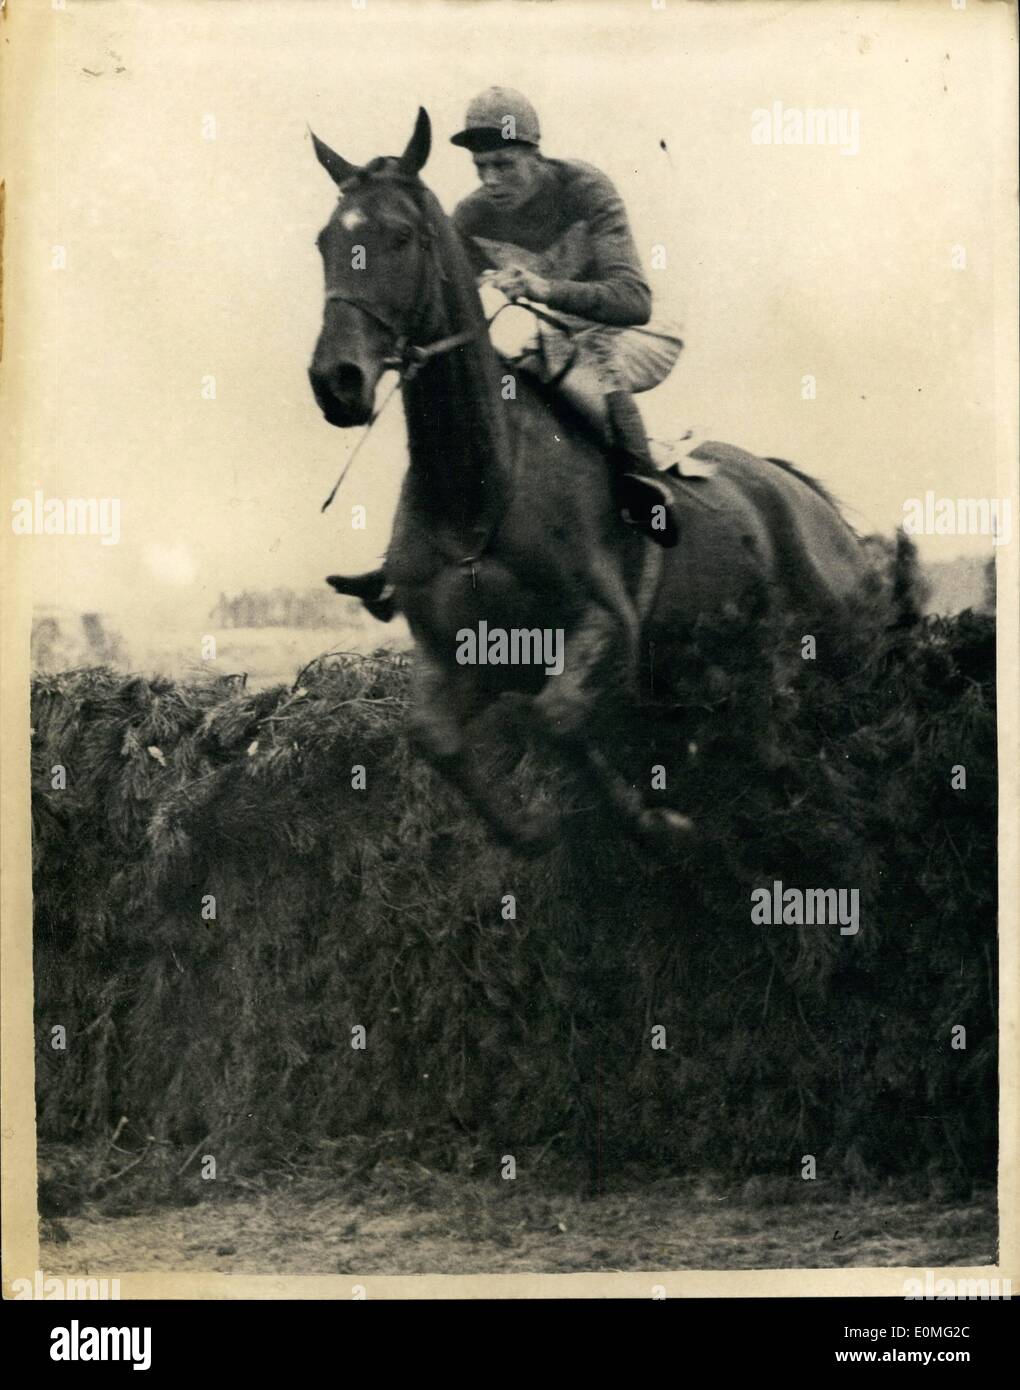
[400,322,513,557]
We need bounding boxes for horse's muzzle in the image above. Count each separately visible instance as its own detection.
[308,361,375,427]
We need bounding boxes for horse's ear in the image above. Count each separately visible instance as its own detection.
[309,129,361,187]
[399,107,431,175]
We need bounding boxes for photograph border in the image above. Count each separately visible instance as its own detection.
[2,0,1017,1301]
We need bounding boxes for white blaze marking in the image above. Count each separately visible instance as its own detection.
[341,210,366,231]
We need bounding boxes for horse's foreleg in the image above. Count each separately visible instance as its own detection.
[533,607,692,851]
[408,660,558,855]
[585,550,642,700]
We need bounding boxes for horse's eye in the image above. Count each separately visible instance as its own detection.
[393,229,413,249]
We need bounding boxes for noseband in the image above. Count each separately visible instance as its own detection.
[323,174,478,381]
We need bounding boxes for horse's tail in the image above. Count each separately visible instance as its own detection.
[889,529,930,629]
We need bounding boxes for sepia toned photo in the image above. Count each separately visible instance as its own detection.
[2,0,1017,1327]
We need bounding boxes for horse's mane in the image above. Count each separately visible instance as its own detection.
[398,174,610,462]
[416,194,490,334]
[390,177,613,455]
[348,163,515,523]
[764,456,846,519]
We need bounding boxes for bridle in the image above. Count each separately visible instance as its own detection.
[316,169,577,517]
[322,180,478,382]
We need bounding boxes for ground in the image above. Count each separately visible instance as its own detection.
[40,1176,996,1277]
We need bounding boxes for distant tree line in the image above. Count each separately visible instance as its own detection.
[208,587,340,630]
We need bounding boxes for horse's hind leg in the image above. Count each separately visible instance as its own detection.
[532,606,692,851]
[408,658,559,856]
[580,744,693,851]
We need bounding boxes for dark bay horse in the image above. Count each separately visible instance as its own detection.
[308,109,872,854]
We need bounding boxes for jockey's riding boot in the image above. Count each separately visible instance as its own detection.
[325,567,396,623]
[604,391,680,548]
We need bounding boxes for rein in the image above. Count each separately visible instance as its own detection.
[320,183,481,512]
[317,296,544,518]
[321,291,478,382]
[318,173,577,523]
[323,183,478,382]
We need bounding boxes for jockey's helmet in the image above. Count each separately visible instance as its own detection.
[450,87,541,152]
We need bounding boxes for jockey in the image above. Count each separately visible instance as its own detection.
[328,88,682,621]
[451,86,681,548]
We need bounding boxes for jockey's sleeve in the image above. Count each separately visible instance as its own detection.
[541,170,652,327]
[453,161,653,329]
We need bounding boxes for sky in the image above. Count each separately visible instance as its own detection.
[3,0,1016,642]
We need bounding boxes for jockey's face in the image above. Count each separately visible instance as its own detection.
[471,146,541,212]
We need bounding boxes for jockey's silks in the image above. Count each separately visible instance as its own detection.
[453,156,652,328]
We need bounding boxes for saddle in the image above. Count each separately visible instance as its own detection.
[477,240,709,482]
[497,344,718,481]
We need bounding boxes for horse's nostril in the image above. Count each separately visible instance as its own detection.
[309,358,372,425]
[333,364,365,404]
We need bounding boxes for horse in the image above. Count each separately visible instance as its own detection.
[307,108,873,855]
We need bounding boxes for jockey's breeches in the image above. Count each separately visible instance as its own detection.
[479,283,683,395]
[572,322,684,394]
